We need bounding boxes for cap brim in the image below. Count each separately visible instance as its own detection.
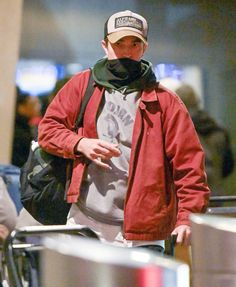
[107,30,147,44]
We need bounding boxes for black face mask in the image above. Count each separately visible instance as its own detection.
[106,58,143,86]
[92,57,157,93]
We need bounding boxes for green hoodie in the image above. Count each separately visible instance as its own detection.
[92,58,157,94]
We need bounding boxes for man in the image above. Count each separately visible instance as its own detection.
[38,10,210,251]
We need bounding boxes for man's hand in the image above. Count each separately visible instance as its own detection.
[171,224,191,246]
[76,138,121,169]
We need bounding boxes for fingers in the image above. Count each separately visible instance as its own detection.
[77,138,121,166]
[183,228,191,245]
[93,158,112,169]
[171,225,191,246]
[94,142,121,160]
[176,232,190,246]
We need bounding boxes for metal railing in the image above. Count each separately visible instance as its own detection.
[209,195,236,203]
[208,195,236,216]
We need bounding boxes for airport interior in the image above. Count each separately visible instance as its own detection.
[0,0,236,286]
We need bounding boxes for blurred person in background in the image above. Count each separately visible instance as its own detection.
[0,176,17,287]
[11,88,42,167]
[0,176,17,243]
[175,84,234,199]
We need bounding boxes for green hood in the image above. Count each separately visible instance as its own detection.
[92,58,157,94]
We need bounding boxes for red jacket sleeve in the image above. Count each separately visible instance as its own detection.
[159,86,210,226]
[38,70,90,159]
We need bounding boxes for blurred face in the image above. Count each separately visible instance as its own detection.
[102,36,147,61]
[18,96,41,119]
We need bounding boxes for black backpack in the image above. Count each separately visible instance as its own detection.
[20,71,94,225]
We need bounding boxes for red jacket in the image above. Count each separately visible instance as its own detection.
[38,69,210,241]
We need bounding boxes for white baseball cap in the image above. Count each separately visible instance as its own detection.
[104,10,148,44]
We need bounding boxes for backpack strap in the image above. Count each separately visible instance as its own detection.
[66,69,94,193]
[74,69,94,131]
